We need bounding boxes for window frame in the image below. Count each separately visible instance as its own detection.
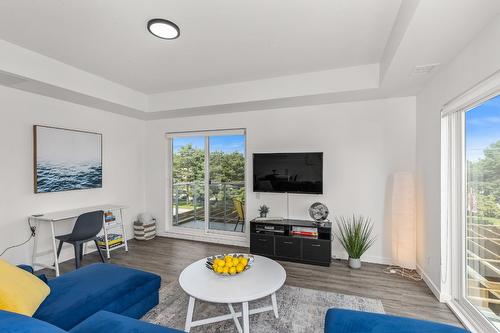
[441,71,500,333]
[165,128,248,242]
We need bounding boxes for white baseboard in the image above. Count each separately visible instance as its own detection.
[33,244,99,272]
[416,264,449,302]
[32,235,132,271]
[332,252,393,265]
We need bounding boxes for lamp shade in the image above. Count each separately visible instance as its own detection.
[391,172,416,269]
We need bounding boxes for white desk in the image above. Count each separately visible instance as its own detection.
[30,204,128,276]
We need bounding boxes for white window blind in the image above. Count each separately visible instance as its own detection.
[441,70,500,118]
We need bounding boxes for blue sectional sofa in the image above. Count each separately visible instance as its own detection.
[325,308,469,333]
[0,263,182,333]
[1,262,472,333]
[0,310,183,333]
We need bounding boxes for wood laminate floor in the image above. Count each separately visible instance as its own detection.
[42,237,462,328]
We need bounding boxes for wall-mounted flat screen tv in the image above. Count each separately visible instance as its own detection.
[253,152,323,194]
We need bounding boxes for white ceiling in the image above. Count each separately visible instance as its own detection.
[0,1,499,119]
[0,0,401,93]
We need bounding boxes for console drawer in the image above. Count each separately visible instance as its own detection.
[275,236,301,259]
[250,234,275,256]
[302,238,331,263]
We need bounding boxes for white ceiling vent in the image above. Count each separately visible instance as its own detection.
[412,63,440,76]
[412,63,439,76]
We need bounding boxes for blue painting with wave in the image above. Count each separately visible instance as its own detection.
[36,161,102,193]
[34,126,102,193]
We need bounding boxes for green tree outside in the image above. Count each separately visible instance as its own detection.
[468,140,500,221]
[172,144,245,210]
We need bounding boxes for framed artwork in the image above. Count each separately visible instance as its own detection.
[33,125,102,193]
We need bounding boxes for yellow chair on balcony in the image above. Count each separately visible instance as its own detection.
[233,199,245,232]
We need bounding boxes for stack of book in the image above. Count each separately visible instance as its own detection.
[97,234,123,249]
[104,211,116,223]
[291,226,318,238]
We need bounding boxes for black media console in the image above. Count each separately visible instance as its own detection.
[250,219,332,266]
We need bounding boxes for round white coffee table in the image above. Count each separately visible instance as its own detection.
[179,255,286,333]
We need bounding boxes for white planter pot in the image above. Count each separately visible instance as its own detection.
[348,257,361,269]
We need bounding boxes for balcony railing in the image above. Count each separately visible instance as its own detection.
[467,219,500,325]
[172,181,245,230]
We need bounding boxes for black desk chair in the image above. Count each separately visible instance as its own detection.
[56,210,106,269]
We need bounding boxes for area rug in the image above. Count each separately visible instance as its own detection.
[143,282,385,333]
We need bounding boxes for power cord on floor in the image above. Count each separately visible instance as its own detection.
[383,265,422,281]
[0,218,36,257]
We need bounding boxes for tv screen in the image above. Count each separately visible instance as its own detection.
[253,153,323,194]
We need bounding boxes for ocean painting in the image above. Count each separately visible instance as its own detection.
[34,126,102,193]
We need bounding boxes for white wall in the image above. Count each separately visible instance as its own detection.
[145,97,416,264]
[416,16,500,297]
[0,85,145,266]
[0,82,415,268]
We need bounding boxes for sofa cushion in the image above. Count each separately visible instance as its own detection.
[0,310,66,333]
[0,259,51,316]
[324,309,469,333]
[34,263,160,330]
[69,311,183,333]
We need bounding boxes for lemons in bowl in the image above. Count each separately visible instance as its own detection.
[206,254,254,276]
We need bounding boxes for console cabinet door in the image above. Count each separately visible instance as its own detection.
[302,238,331,263]
[275,236,301,259]
[250,234,275,256]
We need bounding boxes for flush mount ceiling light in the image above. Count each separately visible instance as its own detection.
[147,19,180,40]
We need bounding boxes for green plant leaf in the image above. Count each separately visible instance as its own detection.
[334,214,376,259]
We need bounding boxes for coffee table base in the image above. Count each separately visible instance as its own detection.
[185,293,279,333]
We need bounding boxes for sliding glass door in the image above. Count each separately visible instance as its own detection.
[171,136,206,230]
[208,135,246,232]
[170,130,246,235]
[444,91,500,332]
[465,95,500,330]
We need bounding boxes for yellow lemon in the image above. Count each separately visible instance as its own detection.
[218,260,225,267]
[236,264,244,273]
[225,256,233,262]
[229,266,237,275]
[239,258,248,267]
[232,258,239,266]
[216,266,224,274]
[214,259,222,266]
[223,266,229,274]
[226,261,233,268]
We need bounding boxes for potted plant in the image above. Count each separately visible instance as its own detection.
[335,215,375,269]
[258,205,270,218]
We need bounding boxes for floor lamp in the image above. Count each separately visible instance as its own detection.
[386,172,420,280]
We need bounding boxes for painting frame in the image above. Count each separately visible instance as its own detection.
[33,125,103,194]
